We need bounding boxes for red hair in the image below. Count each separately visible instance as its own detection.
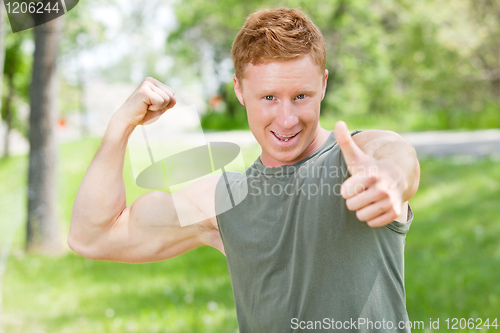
[231,7,326,80]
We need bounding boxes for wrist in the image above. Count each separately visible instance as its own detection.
[105,114,136,143]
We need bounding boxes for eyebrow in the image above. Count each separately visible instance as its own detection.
[256,89,317,96]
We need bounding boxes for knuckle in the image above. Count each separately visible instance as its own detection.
[372,187,383,198]
[376,185,390,197]
[368,166,379,177]
[383,200,392,211]
[354,183,366,194]
[345,200,355,211]
[356,210,366,221]
[340,184,348,197]
[137,85,150,96]
[367,218,378,227]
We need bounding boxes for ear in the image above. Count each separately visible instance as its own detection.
[233,74,245,106]
[321,69,329,100]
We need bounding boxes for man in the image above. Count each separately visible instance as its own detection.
[69,7,419,332]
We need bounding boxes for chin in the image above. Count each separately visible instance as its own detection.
[269,147,303,164]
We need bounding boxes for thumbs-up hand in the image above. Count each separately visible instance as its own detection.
[334,121,405,227]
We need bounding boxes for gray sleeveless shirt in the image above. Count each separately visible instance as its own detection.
[214,131,413,332]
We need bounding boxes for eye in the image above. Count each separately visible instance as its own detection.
[264,95,274,101]
[295,94,306,100]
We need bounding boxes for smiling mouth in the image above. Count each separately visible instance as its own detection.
[271,131,301,142]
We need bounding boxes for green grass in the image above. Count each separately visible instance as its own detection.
[1,137,500,332]
[405,156,500,328]
[3,248,237,333]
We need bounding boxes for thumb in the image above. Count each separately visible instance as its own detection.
[334,121,366,170]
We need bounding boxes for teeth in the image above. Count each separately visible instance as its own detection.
[273,131,298,142]
[275,132,296,138]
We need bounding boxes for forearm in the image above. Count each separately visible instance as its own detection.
[362,138,420,201]
[69,115,135,244]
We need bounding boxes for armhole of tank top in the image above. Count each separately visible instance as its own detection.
[214,173,226,234]
[385,204,413,235]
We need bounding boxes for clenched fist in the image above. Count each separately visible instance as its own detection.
[115,77,176,127]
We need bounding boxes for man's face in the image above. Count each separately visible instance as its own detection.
[234,55,328,167]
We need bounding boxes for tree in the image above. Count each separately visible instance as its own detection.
[168,0,500,130]
[167,0,400,121]
[0,0,5,138]
[58,0,107,138]
[26,13,64,254]
[467,0,500,98]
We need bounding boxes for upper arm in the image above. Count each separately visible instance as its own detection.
[85,175,222,263]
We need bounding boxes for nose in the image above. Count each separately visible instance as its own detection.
[275,100,299,129]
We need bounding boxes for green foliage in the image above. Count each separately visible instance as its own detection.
[201,81,249,131]
[201,110,250,131]
[168,0,500,131]
[58,0,107,57]
[1,30,32,139]
[3,32,31,97]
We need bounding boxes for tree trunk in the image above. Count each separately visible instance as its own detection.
[77,71,89,138]
[26,16,63,254]
[493,77,500,100]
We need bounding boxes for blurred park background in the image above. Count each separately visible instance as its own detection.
[0,0,500,332]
